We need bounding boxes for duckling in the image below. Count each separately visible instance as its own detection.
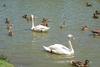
[93,13,99,19]
[70,60,89,67]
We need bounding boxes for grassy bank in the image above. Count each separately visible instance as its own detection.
[0,55,14,67]
[0,60,14,67]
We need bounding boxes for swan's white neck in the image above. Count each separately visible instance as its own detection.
[31,15,35,29]
[68,40,74,54]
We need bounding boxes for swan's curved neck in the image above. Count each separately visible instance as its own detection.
[68,40,74,53]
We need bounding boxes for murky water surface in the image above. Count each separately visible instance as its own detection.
[0,0,100,67]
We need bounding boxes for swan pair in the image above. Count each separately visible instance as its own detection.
[30,15,74,56]
[31,15,50,32]
[43,34,74,56]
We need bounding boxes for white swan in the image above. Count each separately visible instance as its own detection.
[43,34,74,55]
[31,15,50,32]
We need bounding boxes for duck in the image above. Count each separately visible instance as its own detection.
[22,14,31,23]
[86,2,92,7]
[22,14,28,19]
[31,15,50,32]
[95,10,100,15]
[6,22,15,36]
[70,60,89,67]
[5,18,10,24]
[93,13,99,19]
[81,25,89,31]
[8,31,14,36]
[60,21,66,29]
[91,29,100,36]
[41,18,49,27]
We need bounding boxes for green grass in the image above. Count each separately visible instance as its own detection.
[0,60,14,67]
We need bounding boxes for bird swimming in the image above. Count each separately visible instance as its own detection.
[70,59,89,67]
[43,34,75,56]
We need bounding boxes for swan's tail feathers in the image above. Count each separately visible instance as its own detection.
[43,46,51,52]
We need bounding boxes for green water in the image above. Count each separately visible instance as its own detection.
[0,0,100,67]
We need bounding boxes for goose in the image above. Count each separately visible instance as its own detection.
[43,34,74,55]
[31,15,50,32]
[70,60,89,67]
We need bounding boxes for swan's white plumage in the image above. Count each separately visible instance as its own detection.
[43,34,74,55]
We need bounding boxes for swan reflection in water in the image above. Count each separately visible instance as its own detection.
[32,31,48,42]
[43,52,75,64]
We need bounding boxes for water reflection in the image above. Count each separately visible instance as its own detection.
[32,31,48,42]
[44,51,74,59]
[42,52,75,65]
